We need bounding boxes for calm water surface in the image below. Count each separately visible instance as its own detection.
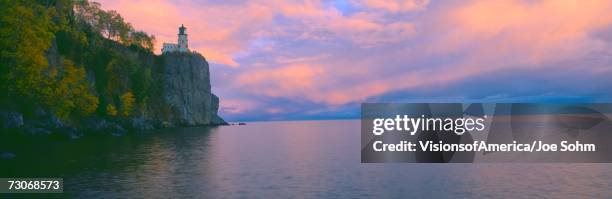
[1,120,611,198]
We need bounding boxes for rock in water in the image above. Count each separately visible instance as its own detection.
[0,152,16,160]
[131,117,155,131]
[162,52,226,126]
[0,111,23,128]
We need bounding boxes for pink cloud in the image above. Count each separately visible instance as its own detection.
[427,0,612,66]
[220,98,257,114]
[96,0,612,118]
[278,1,612,105]
[354,0,430,12]
[98,0,420,67]
[235,64,325,98]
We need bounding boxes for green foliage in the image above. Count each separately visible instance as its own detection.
[74,0,155,52]
[128,31,156,52]
[132,66,152,111]
[106,104,117,117]
[0,1,55,98]
[0,0,160,123]
[43,60,99,119]
[0,0,100,120]
[98,10,131,41]
[119,91,135,117]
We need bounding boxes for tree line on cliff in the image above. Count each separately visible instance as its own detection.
[0,0,165,128]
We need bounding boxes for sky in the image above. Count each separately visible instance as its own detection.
[97,0,612,121]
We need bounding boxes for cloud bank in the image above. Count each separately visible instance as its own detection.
[99,0,612,121]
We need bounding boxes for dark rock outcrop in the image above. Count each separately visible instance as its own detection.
[83,118,127,136]
[33,108,63,129]
[0,152,16,160]
[23,126,53,136]
[0,111,23,128]
[131,117,155,131]
[58,127,83,139]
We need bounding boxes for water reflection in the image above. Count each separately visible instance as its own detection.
[1,121,611,198]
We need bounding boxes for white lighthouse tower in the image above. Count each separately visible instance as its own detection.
[177,24,188,52]
[162,24,190,54]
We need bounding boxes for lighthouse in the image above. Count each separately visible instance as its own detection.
[162,24,190,54]
[177,24,188,52]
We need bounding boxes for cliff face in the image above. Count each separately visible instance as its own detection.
[0,48,225,138]
[160,52,226,126]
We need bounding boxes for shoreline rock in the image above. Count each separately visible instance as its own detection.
[0,110,227,140]
[0,152,16,160]
[0,111,24,129]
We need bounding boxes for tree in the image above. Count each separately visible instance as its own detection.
[74,0,103,28]
[119,91,135,117]
[106,104,117,117]
[1,0,159,123]
[0,1,55,103]
[44,60,99,118]
[129,31,156,52]
[0,1,100,119]
[74,1,134,43]
[132,67,152,103]
[97,10,132,42]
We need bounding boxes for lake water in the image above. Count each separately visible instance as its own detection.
[1,120,611,198]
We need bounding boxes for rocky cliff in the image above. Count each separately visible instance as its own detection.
[160,52,226,126]
[0,49,226,139]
